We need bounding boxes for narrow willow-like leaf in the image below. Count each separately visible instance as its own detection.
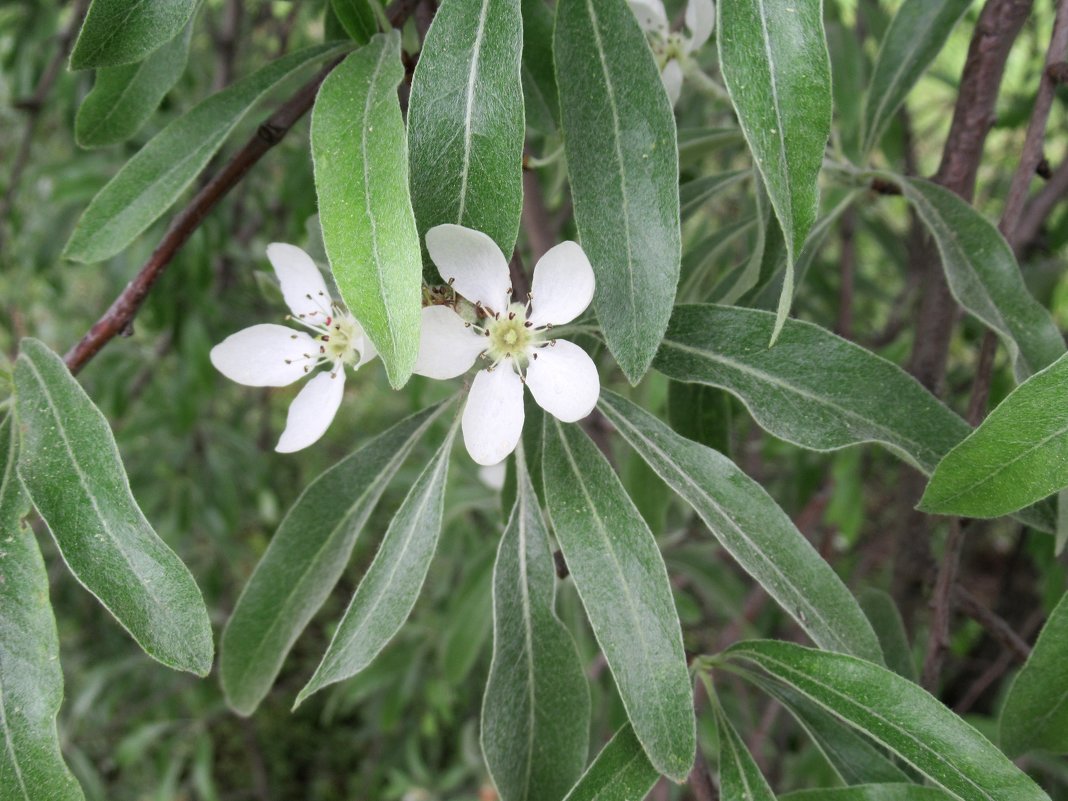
[726,641,1051,801]
[599,391,883,663]
[330,0,377,43]
[220,404,447,716]
[921,353,1068,518]
[859,589,916,682]
[655,305,969,474]
[408,0,524,257]
[896,176,1065,380]
[861,0,971,156]
[295,419,457,705]
[555,0,680,384]
[13,339,213,676]
[680,170,750,222]
[781,787,954,801]
[667,381,731,456]
[70,0,198,69]
[312,33,421,389]
[562,725,660,801]
[64,43,346,263]
[678,127,746,165]
[75,21,192,148]
[714,704,776,801]
[758,678,910,786]
[717,0,831,341]
[1000,591,1068,757]
[482,454,590,801]
[543,420,694,781]
[0,416,85,801]
[521,0,559,133]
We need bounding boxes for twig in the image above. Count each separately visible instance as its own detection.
[836,209,856,339]
[63,65,336,374]
[1017,149,1068,248]
[210,0,243,92]
[953,585,1033,661]
[999,0,1068,247]
[0,0,90,246]
[921,519,966,691]
[688,747,720,801]
[954,607,1043,713]
[64,0,422,375]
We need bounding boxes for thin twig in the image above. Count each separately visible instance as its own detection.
[953,585,1033,661]
[64,0,422,374]
[63,65,336,374]
[688,747,720,801]
[1000,0,1068,247]
[922,519,966,691]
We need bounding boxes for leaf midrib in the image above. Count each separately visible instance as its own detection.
[553,421,675,759]
[604,401,855,656]
[659,337,938,466]
[20,357,163,611]
[455,0,493,225]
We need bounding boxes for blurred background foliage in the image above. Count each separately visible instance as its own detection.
[2,0,1068,798]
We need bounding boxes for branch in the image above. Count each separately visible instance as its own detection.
[64,66,335,374]
[999,0,1068,247]
[64,0,422,375]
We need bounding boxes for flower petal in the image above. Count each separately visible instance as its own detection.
[478,461,507,491]
[629,0,669,33]
[266,243,332,322]
[414,305,487,379]
[527,241,596,328]
[662,59,684,107]
[685,0,715,51]
[525,339,600,423]
[426,224,512,313]
[210,324,319,387]
[462,366,525,466]
[276,369,346,453]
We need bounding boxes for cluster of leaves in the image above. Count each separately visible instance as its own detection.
[2,0,1068,799]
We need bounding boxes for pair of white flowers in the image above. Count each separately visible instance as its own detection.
[210,225,600,466]
[630,0,715,106]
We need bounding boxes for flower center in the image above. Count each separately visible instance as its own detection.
[319,313,362,366]
[485,303,539,365]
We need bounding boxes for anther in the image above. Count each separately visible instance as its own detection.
[508,312,516,320]
[447,277,455,285]
[524,321,532,328]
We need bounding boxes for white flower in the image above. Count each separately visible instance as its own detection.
[629,0,715,106]
[413,225,600,466]
[210,243,376,453]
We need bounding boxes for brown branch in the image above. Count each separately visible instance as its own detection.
[1000,0,1068,247]
[1017,149,1068,247]
[688,747,720,801]
[0,0,90,246]
[921,519,965,691]
[63,66,336,374]
[892,0,1034,629]
[63,0,422,375]
[953,585,1033,661]
[210,0,243,93]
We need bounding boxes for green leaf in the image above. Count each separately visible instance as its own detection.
[13,339,212,676]
[714,704,776,801]
[220,404,447,716]
[75,20,193,148]
[680,170,750,222]
[920,353,1068,517]
[482,454,590,801]
[330,0,377,43]
[599,391,883,663]
[1000,590,1068,756]
[781,787,954,801]
[555,0,681,384]
[861,0,971,157]
[312,33,422,390]
[521,0,559,133]
[562,725,660,801]
[859,589,917,683]
[726,640,1051,801]
[70,0,198,70]
[0,415,85,801]
[408,0,525,258]
[295,417,458,705]
[895,177,1065,380]
[667,381,731,456]
[717,0,831,340]
[655,305,969,474]
[64,42,346,264]
[543,419,694,781]
[758,679,910,786]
